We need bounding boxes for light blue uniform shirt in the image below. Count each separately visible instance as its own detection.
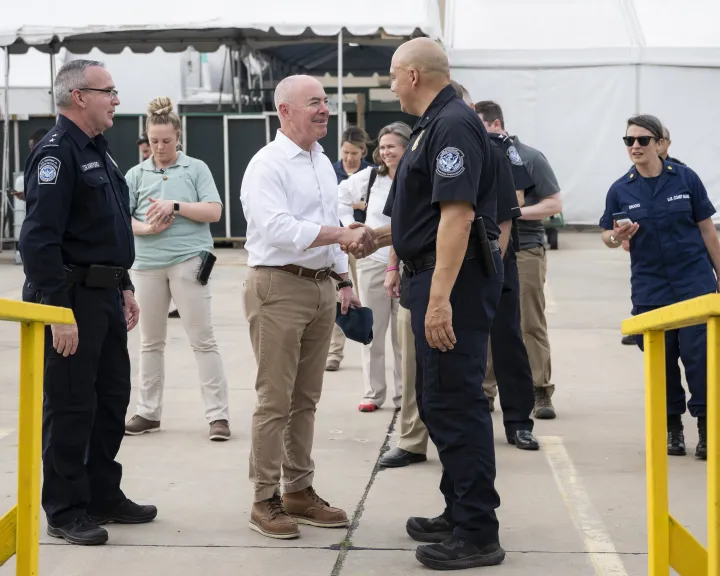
[126,152,222,270]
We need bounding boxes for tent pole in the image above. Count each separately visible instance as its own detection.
[337,30,343,162]
[1,47,10,252]
[49,51,57,115]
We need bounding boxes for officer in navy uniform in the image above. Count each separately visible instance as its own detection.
[19,60,157,546]
[600,114,720,461]
[345,39,506,571]
[485,131,539,449]
[450,81,539,451]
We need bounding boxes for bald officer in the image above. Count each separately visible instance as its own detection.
[345,39,505,571]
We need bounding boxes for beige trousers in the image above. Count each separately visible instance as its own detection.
[131,256,230,423]
[356,258,402,408]
[396,306,429,454]
[243,267,336,502]
[517,246,553,393]
[327,254,358,361]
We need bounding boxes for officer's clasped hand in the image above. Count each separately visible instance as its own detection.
[613,220,640,242]
[51,323,79,357]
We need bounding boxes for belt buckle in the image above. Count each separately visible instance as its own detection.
[314,268,329,281]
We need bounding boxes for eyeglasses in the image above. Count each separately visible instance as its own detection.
[623,136,657,147]
[71,88,119,98]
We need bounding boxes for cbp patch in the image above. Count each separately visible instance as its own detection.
[506,145,523,166]
[435,147,465,178]
[38,157,61,185]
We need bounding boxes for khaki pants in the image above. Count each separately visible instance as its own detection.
[131,256,230,423]
[327,254,358,361]
[356,258,402,407]
[516,246,553,393]
[396,306,429,454]
[243,267,336,502]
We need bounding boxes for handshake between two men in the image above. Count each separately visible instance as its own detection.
[339,222,391,259]
[336,221,458,354]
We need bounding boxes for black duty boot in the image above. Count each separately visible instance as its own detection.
[506,430,540,451]
[667,415,686,456]
[696,417,707,460]
[379,447,427,468]
[416,535,506,570]
[47,517,108,546]
[406,514,454,543]
[88,499,157,525]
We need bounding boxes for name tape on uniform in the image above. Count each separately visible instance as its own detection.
[435,147,465,178]
[38,157,61,185]
[81,161,101,172]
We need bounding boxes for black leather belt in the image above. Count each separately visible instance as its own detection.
[403,240,499,278]
[65,265,124,288]
[257,264,343,282]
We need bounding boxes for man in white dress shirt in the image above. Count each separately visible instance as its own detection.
[240,75,370,540]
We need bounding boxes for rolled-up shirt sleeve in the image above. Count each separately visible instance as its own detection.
[242,159,321,251]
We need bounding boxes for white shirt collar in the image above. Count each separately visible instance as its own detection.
[274,129,324,159]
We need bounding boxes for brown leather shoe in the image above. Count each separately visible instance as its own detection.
[283,487,349,528]
[249,495,300,540]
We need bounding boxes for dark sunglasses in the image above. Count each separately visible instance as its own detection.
[623,136,657,146]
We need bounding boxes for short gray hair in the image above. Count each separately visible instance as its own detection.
[54,59,105,110]
[273,75,301,110]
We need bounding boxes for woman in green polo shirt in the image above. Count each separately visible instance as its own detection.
[123,97,231,442]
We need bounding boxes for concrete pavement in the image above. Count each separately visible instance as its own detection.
[0,231,710,575]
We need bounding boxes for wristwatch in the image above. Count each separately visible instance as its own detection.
[173,202,180,214]
[336,279,353,291]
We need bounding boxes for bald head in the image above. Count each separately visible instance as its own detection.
[390,38,452,116]
[392,37,450,80]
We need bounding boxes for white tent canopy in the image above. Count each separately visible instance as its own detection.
[1,0,442,53]
[447,0,720,226]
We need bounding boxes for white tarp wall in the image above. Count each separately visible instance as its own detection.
[446,0,720,225]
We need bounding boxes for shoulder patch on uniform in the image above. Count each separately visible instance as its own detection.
[435,147,465,178]
[38,157,61,185]
[506,145,523,166]
[81,161,101,172]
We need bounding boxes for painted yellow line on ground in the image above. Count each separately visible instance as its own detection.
[540,436,628,576]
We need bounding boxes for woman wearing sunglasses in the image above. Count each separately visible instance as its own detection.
[599,114,720,461]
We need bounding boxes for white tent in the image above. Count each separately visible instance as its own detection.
[446,0,720,225]
[0,0,441,242]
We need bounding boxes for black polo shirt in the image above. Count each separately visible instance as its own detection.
[19,114,135,308]
[383,84,498,263]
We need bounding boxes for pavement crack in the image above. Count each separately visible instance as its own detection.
[329,409,398,575]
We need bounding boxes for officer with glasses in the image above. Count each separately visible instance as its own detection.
[599,114,720,461]
[20,59,156,546]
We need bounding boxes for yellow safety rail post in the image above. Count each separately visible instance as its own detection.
[622,293,720,576]
[0,298,75,576]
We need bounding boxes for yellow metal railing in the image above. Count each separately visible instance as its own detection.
[622,293,720,576]
[0,298,75,576]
